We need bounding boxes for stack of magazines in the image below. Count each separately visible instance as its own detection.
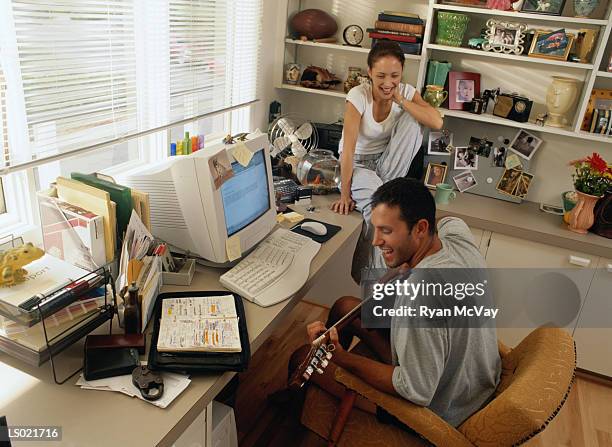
[0,249,112,366]
[367,11,424,55]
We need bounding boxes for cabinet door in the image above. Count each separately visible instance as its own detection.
[174,407,206,447]
[485,233,597,348]
[573,258,612,377]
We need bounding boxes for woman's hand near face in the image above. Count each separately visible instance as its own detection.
[392,85,404,106]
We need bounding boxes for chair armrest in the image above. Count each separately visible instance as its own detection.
[334,367,474,447]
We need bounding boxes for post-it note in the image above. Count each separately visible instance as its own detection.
[232,142,253,167]
[283,211,304,223]
[226,235,242,262]
[505,154,522,170]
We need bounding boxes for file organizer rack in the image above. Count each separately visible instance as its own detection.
[0,237,117,384]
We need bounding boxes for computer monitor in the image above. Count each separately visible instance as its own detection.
[119,133,276,264]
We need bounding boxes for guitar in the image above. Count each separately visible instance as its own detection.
[288,299,364,390]
[288,266,409,390]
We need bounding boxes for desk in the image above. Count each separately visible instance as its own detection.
[0,196,363,447]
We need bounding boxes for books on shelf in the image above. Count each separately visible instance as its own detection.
[369,32,420,43]
[377,12,423,26]
[374,20,424,35]
[371,38,422,55]
[157,296,242,353]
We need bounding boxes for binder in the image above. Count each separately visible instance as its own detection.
[71,172,133,247]
[148,291,250,373]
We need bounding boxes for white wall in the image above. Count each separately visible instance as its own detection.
[259,0,612,207]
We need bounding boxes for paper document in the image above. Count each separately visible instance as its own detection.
[76,371,191,409]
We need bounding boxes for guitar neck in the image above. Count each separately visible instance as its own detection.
[313,300,365,346]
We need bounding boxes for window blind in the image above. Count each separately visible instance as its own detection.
[1,0,262,173]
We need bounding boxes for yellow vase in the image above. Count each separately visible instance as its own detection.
[423,85,448,108]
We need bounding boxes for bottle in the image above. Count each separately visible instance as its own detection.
[184,131,191,154]
[177,140,183,155]
[170,142,177,156]
[124,282,141,335]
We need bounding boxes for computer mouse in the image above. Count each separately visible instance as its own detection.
[300,221,327,236]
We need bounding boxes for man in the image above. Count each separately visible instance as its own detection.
[289,178,501,428]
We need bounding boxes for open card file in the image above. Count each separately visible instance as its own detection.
[157,296,241,353]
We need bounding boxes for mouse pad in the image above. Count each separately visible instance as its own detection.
[290,218,341,243]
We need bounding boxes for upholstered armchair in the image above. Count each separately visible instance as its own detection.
[300,327,576,446]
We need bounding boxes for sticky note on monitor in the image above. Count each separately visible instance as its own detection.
[226,235,242,262]
[232,142,253,167]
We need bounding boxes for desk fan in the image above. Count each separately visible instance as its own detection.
[268,114,318,159]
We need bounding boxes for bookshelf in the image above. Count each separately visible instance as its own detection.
[274,0,612,142]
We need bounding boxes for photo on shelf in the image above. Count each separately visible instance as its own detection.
[521,0,566,15]
[454,146,478,170]
[424,163,448,189]
[482,20,527,55]
[448,72,481,110]
[529,29,574,61]
[509,129,542,160]
[453,171,478,193]
[492,146,507,167]
[428,130,454,155]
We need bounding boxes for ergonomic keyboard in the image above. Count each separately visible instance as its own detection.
[219,228,321,307]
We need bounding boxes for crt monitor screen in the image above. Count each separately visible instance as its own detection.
[220,149,270,236]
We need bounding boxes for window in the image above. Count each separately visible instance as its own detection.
[0,0,262,238]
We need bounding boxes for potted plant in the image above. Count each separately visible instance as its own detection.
[568,152,612,234]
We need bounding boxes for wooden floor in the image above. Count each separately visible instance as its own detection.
[233,301,612,447]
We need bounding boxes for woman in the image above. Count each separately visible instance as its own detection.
[332,40,442,216]
[331,41,442,274]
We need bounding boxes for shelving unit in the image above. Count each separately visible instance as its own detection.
[275,0,612,143]
[427,43,594,69]
[431,3,608,25]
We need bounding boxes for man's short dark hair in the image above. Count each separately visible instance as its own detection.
[371,178,436,234]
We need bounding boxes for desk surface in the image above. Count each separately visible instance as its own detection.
[0,196,363,447]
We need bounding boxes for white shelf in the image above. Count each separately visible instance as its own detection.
[432,3,609,26]
[427,44,594,69]
[575,130,612,143]
[596,71,612,78]
[279,83,347,98]
[441,108,575,135]
[284,39,422,61]
[441,108,612,143]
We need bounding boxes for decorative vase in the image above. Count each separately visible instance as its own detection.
[546,76,579,128]
[573,0,600,17]
[423,85,448,108]
[435,12,470,47]
[426,60,452,87]
[568,191,601,234]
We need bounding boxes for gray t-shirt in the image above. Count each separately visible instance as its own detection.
[390,217,501,427]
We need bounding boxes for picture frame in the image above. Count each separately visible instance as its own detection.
[509,129,542,160]
[428,130,453,155]
[580,89,612,131]
[453,171,478,193]
[520,0,566,15]
[528,29,575,61]
[453,146,478,170]
[424,163,448,189]
[482,19,528,55]
[496,168,523,196]
[439,0,487,5]
[468,136,493,157]
[448,71,480,110]
[608,52,612,72]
